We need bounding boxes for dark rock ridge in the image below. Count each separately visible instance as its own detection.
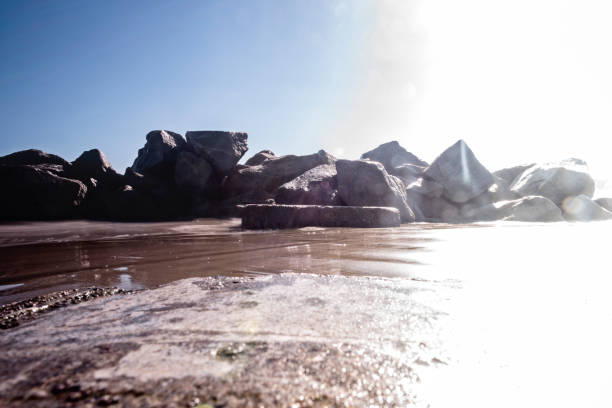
[241,204,400,228]
[1,133,610,225]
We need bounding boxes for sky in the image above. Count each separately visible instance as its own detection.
[1,0,612,191]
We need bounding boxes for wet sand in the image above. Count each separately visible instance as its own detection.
[0,219,463,305]
[1,220,612,406]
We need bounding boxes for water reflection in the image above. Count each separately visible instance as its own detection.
[0,219,442,303]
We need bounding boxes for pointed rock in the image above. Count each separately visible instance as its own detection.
[67,149,122,189]
[423,140,495,203]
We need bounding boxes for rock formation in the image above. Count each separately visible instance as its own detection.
[1,132,610,226]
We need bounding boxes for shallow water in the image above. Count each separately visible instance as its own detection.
[1,219,612,406]
[0,219,469,304]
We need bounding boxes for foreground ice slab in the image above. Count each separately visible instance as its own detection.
[0,274,451,407]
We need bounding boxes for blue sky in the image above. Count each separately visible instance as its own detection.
[2,0,612,193]
[0,0,373,170]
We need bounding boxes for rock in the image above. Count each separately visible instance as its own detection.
[561,195,612,221]
[241,204,400,229]
[361,141,427,170]
[336,159,415,222]
[223,150,335,203]
[493,164,534,185]
[510,159,595,206]
[66,149,122,190]
[174,151,213,194]
[0,165,87,220]
[275,164,341,206]
[422,140,495,203]
[416,195,461,222]
[595,198,612,212]
[131,130,186,176]
[104,185,160,221]
[186,131,248,174]
[391,163,424,185]
[0,149,70,167]
[458,177,517,218]
[245,150,276,166]
[462,196,564,222]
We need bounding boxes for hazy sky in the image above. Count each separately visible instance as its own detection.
[1,0,611,188]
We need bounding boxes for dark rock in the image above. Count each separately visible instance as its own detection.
[174,151,213,194]
[361,141,427,170]
[131,130,186,176]
[245,150,276,166]
[422,140,495,203]
[0,164,87,220]
[493,164,535,185]
[223,150,335,203]
[275,164,341,206]
[186,131,248,174]
[510,159,595,206]
[461,196,564,222]
[561,195,612,221]
[66,149,122,190]
[595,197,612,212]
[241,204,401,229]
[336,159,415,222]
[0,149,70,167]
[104,185,160,221]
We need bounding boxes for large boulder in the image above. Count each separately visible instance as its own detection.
[510,159,595,206]
[244,150,276,166]
[186,131,248,174]
[493,164,534,185]
[422,140,495,203]
[0,149,70,167]
[275,164,341,206]
[174,151,213,194]
[361,141,427,169]
[241,204,401,229]
[595,197,612,212]
[223,150,335,203]
[0,164,87,220]
[66,149,122,189]
[462,196,564,222]
[561,195,612,221]
[131,130,186,176]
[336,159,415,222]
